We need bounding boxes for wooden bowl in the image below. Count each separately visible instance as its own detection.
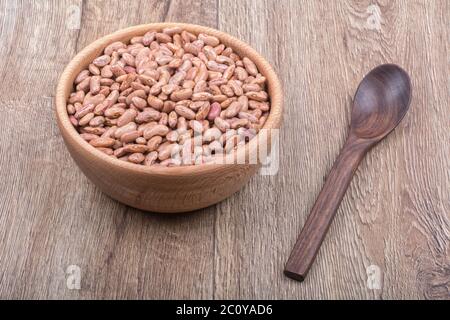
[55,23,283,213]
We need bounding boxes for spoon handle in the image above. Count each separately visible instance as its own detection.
[284,135,372,282]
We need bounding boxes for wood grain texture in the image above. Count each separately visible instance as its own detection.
[0,0,449,299]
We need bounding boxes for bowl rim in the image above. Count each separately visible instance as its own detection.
[55,22,283,176]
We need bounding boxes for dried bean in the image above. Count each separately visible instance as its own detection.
[67,27,270,166]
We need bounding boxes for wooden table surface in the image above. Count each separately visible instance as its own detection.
[0,0,449,300]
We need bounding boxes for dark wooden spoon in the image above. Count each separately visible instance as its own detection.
[284,64,412,282]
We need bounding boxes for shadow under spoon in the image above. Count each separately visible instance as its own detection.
[284,64,412,282]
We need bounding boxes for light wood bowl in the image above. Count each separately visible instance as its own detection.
[55,23,283,213]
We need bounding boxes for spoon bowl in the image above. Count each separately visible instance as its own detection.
[351,64,412,140]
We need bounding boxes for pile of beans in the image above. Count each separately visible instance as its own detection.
[67,27,270,166]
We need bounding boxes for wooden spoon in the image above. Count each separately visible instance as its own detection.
[284,64,412,282]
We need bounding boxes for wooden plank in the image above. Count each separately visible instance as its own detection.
[0,0,218,299]
[0,0,448,299]
[216,0,450,299]
[0,0,87,299]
